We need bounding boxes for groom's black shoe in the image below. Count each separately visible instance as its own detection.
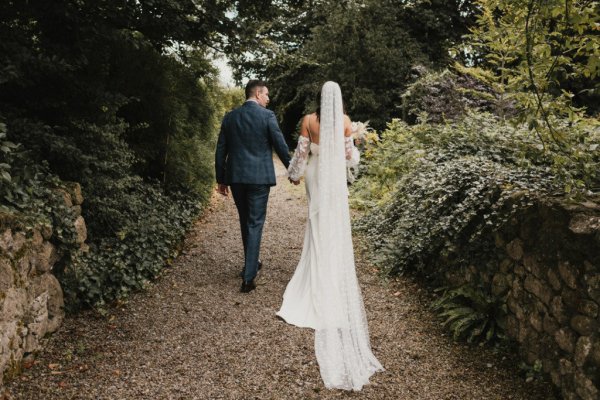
[239,260,262,278]
[240,279,256,293]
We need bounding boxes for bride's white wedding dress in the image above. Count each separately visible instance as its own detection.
[277,82,383,391]
[277,138,321,328]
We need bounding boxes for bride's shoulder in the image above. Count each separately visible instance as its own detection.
[343,114,352,132]
[303,112,317,120]
[301,113,314,124]
[301,113,319,128]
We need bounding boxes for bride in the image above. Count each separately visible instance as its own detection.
[277,81,383,391]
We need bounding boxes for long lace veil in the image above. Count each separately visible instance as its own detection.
[314,81,383,390]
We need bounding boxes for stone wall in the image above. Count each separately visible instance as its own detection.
[0,183,87,387]
[446,198,600,400]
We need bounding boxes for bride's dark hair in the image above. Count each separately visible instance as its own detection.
[315,90,322,121]
[315,84,345,121]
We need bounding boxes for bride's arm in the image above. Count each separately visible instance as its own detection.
[288,116,311,181]
[344,115,360,166]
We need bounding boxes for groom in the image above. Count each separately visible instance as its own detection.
[215,80,291,293]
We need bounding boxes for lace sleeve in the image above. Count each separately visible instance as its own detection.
[288,136,310,181]
[345,136,360,167]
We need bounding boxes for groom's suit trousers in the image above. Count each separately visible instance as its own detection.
[230,183,270,282]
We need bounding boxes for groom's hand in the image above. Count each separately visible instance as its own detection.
[217,184,229,196]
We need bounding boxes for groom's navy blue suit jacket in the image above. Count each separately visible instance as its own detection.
[215,101,291,185]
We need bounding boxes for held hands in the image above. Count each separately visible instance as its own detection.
[288,177,300,185]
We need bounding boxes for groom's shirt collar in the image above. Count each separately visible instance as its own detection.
[245,99,259,104]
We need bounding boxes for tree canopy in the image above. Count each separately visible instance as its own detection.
[228,0,478,132]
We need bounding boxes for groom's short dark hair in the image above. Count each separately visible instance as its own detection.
[245,79,267,99]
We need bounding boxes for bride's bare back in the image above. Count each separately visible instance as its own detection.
[299,112,353,144]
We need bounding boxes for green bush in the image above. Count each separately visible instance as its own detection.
[2,116,209,311]
[0,122,81,264]
[353,112,598,279]
[61,187,201,311]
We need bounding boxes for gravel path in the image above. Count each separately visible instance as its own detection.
[5,160,556,400]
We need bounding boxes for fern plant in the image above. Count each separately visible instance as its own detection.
[432,284,508,344]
